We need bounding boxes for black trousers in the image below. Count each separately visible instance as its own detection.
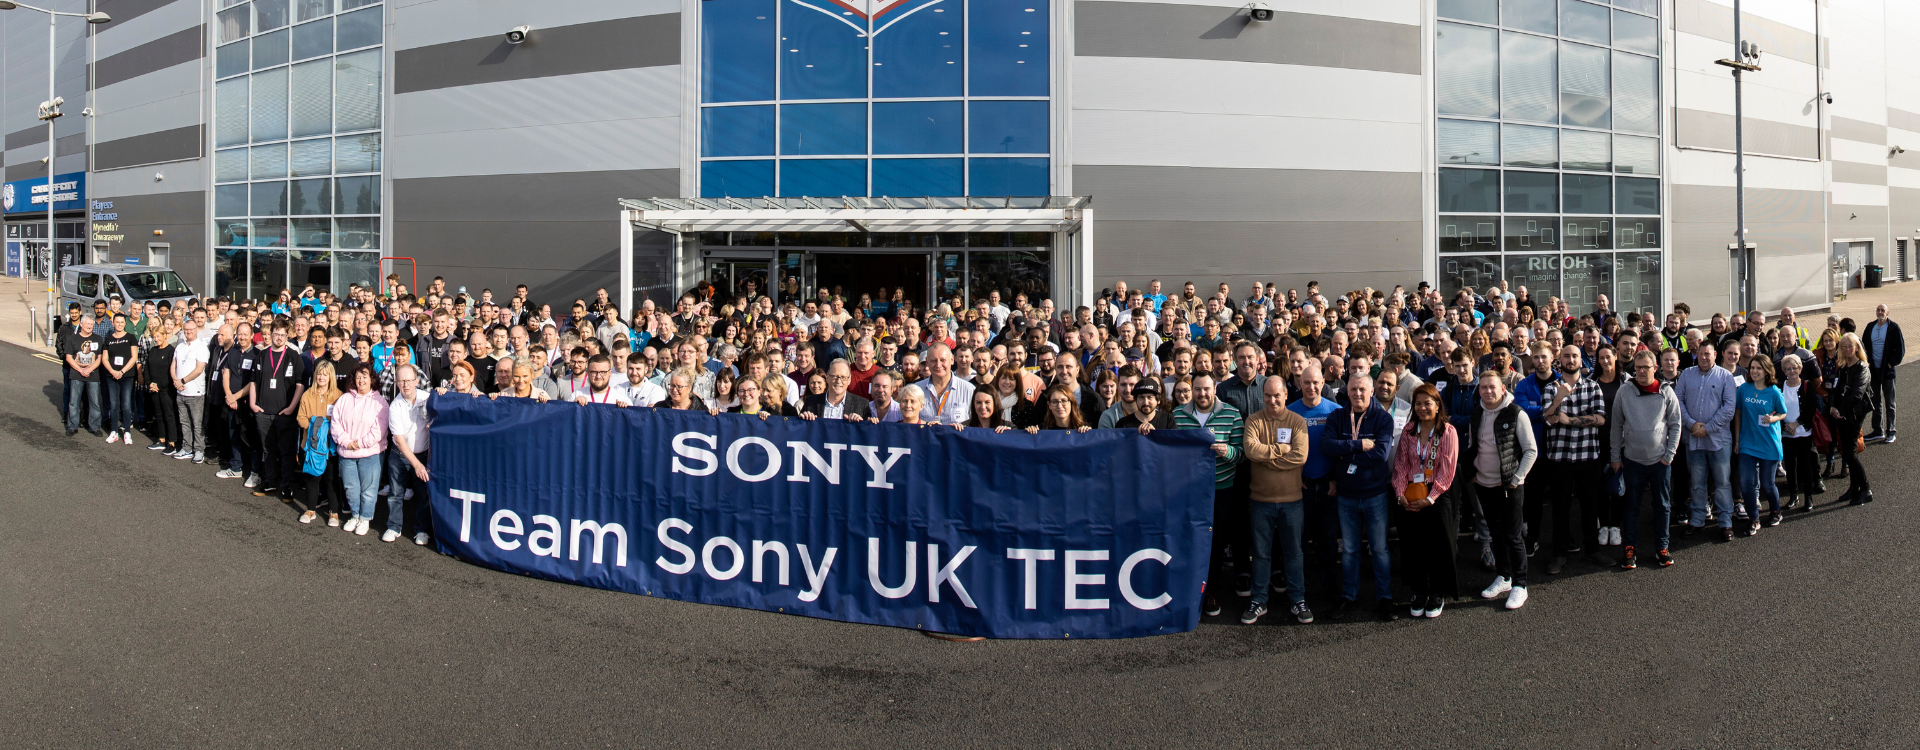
[299,456,343,516]
[1870,366,1897,436]
[1538,458,1601,554]
[1782,435,1817,497]
[1395,488,1460,599]
[254,413,299,492]
[1836,417,1869,493]
[1207,485,1246,598]
[1476,483,1528,587]
[1302,477,1342,593]
[401,450,433,537]
[152,389,180,447]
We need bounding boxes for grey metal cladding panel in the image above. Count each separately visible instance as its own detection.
[1072,165,1422,222]
[94,125,201,170]
[1073,2,1420,75]
[394,169,679,222]
[1893,187,1920,231]
[393,14,680,95]
[1831,160,1887,186]
[1673,108,1818,159]
[6,131,91,162]
[94,25,203,90]
[1672,183,1824,225]
[1672,0,1816,67]
[94,0,187,34]
[1092,219,1422,281]
[1891,108,1920,135]
[1830,116,1886,145]
[396,221,623,305]
[6,126,45,152]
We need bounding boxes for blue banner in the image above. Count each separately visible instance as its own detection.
[427,394,1216,639]
[1,171,84,214]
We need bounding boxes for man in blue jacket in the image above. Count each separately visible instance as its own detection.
[1324,371,1398,622]
[1863,303,1904,443]
[1510,340,1558,556]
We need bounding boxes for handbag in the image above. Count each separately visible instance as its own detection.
[301,415,334,477]
[1810,409,1833,452]
[1402,425,1441,504]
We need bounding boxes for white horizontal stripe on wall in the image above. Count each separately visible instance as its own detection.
[1072,109,1421,171]
[1831,137,1890,166]
[1695,0,1814,33]
[1670,149,1823,191]
[1072,56,1422,123]
[1831,182,1889,207]
[392,0,680,50]
[94,61,201,144]
[1889,166,1920,191]
[394,66,683,137]
[391,116,681,179]
[1674,33,1818,129]
[1080,0,1418,26]
[93,0,201,60]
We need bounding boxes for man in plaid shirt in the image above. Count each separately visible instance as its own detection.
[1539,344,1608,574]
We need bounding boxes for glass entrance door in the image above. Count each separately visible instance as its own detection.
[706,259,771,303]
[809,252,932,316]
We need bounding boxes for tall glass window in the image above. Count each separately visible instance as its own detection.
[1436,0,1661,315]
[212,0,383,301]
[698,0,1051,198]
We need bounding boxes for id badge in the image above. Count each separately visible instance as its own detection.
[1346,464,1358,475]
[270,378,278,389]
[1412,472,1427,484]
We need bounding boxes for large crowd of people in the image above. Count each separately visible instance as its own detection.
[53,273,1904,625]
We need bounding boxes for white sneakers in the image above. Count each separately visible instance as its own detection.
[355,519,371,536]
[299,511,316,524]
[215,469,242,479]
[1480,576,1512,600]
[243,473,261,488]
[1608,527,1622,546]
[105,431,118,444]
[413,533,430,546]
[1504,586,1529,610]
[123,430,133,445]
[381,529,400,543]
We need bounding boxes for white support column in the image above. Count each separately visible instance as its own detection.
[619,209,635,316]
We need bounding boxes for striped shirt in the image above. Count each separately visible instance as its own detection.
[1173,401,1245,489]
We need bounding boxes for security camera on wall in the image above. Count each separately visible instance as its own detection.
[505,25,531,44]
[1247,2,1273,21]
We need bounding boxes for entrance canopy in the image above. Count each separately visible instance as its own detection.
[618,196,1093,313]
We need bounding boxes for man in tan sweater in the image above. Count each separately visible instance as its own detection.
[1240,377,1313,625]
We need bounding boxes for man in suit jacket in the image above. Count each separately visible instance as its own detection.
[1863,304,1905,443]
[799,360,872,422]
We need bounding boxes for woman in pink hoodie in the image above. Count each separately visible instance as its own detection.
[331,366,390,536]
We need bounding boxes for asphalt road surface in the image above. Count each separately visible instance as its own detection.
[3,342,1915,749]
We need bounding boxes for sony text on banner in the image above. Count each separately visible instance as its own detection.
[426,394,1217,639]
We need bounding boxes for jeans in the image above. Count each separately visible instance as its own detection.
[1686,445,1733,528]
[339,455,383,522]
[400,450,432,537]
[1836,417,1869,494]
[1302,477,1342,593]
[1206,487,1245,598]
[66,379,101,433]
[225,407,258,474]
[1734,453,1781,519]
[1621,460,1672,550]
[175,394,205,454]
[1539,458,1600,554]
[1782,435,1817,498]
[255,413,299,492]
[1477,483,1528,586]
[1248,501,1306,607]
[1870,366,1896,436]
[152,389,180,447]
[1336,492,1392,603]
[104,377,135,433]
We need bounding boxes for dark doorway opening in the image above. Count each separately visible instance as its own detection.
[813,253,928,311]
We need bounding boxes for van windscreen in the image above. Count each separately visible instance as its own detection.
[118,271,192,300]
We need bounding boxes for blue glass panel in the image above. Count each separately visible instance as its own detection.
[702,160,776,198]
[873,158,963,195]
[968,157,1047,195]
[969,0,1048,96]
[702,0,777,103]
[873,100,963,154]
[782,0,868,100]
[968,100,1048,154]
[702,105,777,157]
[781,102,867,155]
[872,0,962,97]
[780,158,867,196]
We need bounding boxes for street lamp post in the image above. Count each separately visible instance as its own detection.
[1715,0,1761,314]
[0,1,110,343]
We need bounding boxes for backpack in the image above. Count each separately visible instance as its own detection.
[301,416,333,476]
